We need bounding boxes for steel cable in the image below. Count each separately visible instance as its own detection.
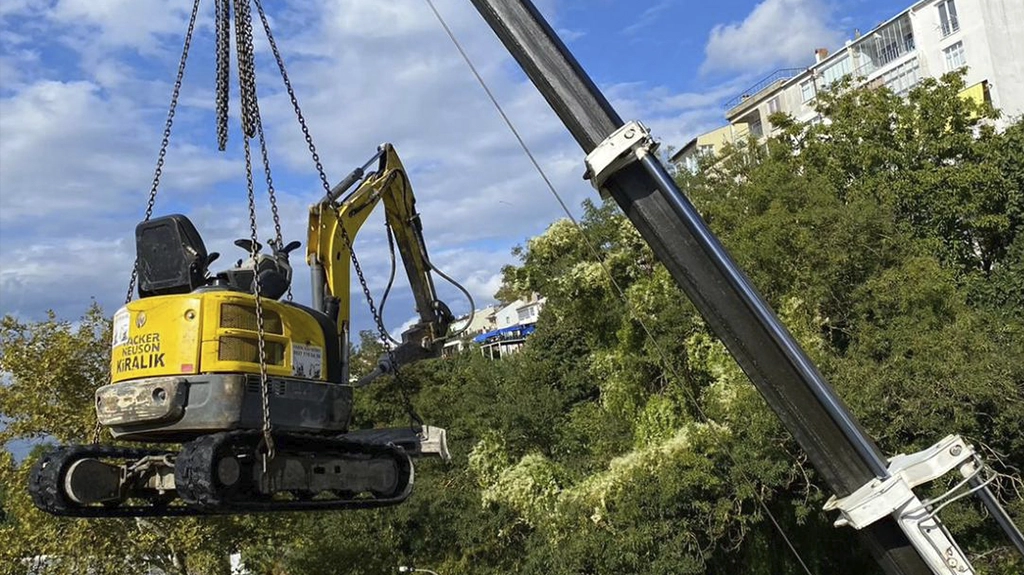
[424,1,816,573]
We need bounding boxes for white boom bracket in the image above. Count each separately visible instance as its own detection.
[584,120,657,198]
[418,425,451,463]
[824,435,991,574]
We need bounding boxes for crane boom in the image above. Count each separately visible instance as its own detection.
[466,1,1022,574]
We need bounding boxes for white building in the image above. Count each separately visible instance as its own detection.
[493,295,544,329]
[442,303,499,357]
[674,0,1024,168]
[441,295,547,358]
[463,294,546,359]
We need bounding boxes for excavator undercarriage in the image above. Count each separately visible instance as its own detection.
[30,428,448,517]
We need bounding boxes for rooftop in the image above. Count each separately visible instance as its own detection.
[724,68,805,113]
[720,0,931,115]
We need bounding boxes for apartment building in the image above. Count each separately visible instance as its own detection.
[672,122,749,173]
[673,0,1024,169]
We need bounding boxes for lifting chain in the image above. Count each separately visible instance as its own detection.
[215,0,231,151]
[122,0,201,308]
[218,0,287,292]
[105,0,202,445]
[232,0,276,466]
[113,0,421,450]
[253,0,423,428]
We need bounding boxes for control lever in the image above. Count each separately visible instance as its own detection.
[268,239,302,257]
[234,239,262,254]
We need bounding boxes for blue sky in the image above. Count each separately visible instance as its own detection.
[0,0,902,336]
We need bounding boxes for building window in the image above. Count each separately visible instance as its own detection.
[820,55,852,88]
[749,118,763,137]
[938,0,960,37]
[882,57,921,97]
[801,80,816,103]
[767,96,781,115]
[944,41,966,71]
[697,144,715,156]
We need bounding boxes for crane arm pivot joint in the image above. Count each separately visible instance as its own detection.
[825,435,984,574]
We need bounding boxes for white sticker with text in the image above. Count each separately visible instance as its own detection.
[292,343,323,379]
[112,308,130,347]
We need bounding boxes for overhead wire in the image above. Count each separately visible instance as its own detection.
[422,1,815,573]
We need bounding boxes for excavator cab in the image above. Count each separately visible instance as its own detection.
[215,237,301,300]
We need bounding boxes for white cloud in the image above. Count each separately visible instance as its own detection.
[701,0,844,75]
[602,76,754,150]
[0,0,47,19]
[0,0,737,331]
[0,79,238,223]
[0,236,133,318]
[49,0,199,53]
[622,1,674,37]
[556,28,585,42]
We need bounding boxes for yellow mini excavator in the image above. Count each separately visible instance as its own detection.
[29,144,459,516]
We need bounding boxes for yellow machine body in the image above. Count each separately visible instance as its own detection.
[98,144,447,441]
[110,292,328,384]
[307,144,443,345]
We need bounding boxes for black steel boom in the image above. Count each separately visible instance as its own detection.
[467,1,932,573]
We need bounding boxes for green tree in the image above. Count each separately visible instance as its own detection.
[427,72,1024,574]
[0,305,268,575]
[268,70,1024,573]
[6,70,1022,575]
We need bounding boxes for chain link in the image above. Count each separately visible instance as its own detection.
[253,0,422,428]
[346,212,422,427]
[123,0,202,306]
[233,0,275,464]
[253,0,331,196]
[215,0,231,151]
[231,0,288,301]
[254,113,289,300]
[234,0,257,139]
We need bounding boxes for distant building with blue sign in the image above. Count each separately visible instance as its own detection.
[444,295,546,359]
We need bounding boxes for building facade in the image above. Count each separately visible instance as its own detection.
[474,294,546,358]
[672,122,750,173]
[674,0,1024,169]
[441,295,547,358]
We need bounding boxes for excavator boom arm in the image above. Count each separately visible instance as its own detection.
[307,144,453,377]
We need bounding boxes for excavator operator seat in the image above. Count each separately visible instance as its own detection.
[135,214,212,298]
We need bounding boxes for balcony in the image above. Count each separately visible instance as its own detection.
[853,14,915,78]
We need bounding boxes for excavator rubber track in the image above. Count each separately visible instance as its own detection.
[174,430,414,513]
[29,432,414,517]
[29,444,200,518]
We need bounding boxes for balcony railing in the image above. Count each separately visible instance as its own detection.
[724,68,805,111]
